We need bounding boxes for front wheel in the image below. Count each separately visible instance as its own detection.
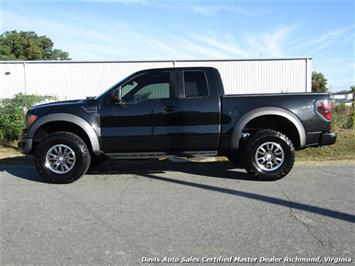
[34,132,91,183]
[242,129,295,181]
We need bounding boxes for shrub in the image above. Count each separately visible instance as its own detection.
[332,103,353,130]
[0,93,57,141]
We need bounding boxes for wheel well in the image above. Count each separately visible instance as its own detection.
[243,115,301,149]
[33,121,93,152]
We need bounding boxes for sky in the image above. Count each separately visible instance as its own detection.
[0,0,354,91]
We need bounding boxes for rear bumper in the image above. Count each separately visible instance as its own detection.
[320,132,337,146]
[18,138,33,154]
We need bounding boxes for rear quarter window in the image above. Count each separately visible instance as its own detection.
[183,71,208,98]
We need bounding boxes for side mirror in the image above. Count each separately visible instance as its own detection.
[111,88,122,103]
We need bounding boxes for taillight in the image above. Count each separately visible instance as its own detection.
[315,100,333,121]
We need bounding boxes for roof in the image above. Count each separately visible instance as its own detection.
[0,57,312,64]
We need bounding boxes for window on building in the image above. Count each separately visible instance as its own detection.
[183,71,208,98]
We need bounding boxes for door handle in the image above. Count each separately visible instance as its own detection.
[163,106,176,112]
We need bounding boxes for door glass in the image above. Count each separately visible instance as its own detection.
[183,71,208,97]
[122,72,170,103]
[121,81,138,97]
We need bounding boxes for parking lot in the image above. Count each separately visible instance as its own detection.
[1,159,354,265]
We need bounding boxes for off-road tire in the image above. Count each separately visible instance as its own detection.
[242,129,295,181]
[34,132,91,183]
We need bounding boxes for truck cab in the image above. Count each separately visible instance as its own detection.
[99,67,221,154]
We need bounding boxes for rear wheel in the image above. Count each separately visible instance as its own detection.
[242,129,295,181]
[34,132,91,183]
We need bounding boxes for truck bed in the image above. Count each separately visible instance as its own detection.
[220,93,331,150]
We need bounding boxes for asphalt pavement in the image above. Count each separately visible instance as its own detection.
[0,159,354,265]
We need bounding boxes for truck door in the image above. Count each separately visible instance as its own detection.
[175,69,221,151]
[100,70,179,153]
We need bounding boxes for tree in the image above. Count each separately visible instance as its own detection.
[0,30,70,60]
[312,71,328,93]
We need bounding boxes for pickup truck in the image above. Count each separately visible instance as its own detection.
[19,67,336,183]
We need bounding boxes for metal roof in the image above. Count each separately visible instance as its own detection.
[0,57,312,64]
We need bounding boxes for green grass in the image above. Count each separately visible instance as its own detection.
[296,129,355,161]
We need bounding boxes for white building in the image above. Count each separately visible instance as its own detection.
[0,58,312,100]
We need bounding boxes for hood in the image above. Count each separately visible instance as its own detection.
[29,98,97,114]
[31,99,87,110]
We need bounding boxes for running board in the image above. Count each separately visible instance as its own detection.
[106,151,218,159]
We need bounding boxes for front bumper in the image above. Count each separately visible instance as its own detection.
[320,132,337,146]
[18,138,33,154]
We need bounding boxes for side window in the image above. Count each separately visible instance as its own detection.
[121,81,138,98]
[183,71,208,98]
[122,72,170,103]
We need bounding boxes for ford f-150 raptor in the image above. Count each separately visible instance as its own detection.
[18,67,336,183]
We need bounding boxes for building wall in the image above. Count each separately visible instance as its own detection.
[0,58,312,99]
[0,63,26,98]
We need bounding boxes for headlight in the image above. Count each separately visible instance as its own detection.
[26,114,38,127]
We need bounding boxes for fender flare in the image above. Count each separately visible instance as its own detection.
[28,113,101,152]
[231,107,306,149]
